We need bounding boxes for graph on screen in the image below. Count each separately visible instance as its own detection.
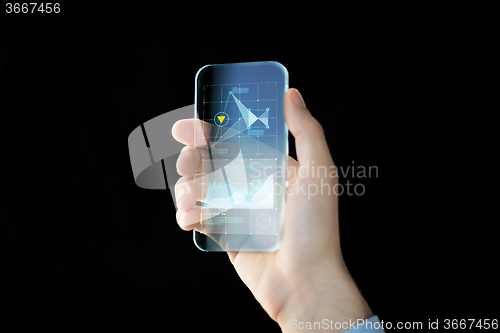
[212,91,270,146]
[203,83,278,156]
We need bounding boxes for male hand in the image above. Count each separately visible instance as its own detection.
[172,89,372,332]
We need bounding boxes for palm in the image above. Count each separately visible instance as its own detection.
[229,165,341,321]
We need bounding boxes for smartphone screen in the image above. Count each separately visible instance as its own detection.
[193,61,288,251]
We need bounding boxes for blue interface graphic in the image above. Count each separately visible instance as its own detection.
[199,82,279,235]
[203,82,277,156]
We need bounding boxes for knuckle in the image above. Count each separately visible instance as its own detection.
[175,176,188,190]
[309,118,324,134]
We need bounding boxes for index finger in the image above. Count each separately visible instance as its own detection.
[172,119,213,147]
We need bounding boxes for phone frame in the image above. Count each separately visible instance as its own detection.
[193,61,288,252]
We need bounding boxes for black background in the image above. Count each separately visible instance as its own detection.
[1,3,495,332]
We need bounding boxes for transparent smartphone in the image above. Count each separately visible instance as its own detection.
[193,61,288,251]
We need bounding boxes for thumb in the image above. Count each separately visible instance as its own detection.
[284,89,334,168]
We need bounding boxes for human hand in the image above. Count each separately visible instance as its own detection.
[172,89,372,332]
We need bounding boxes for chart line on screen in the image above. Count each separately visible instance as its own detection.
[213,91,270,146]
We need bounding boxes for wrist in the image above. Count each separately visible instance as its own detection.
[277,265,372,333]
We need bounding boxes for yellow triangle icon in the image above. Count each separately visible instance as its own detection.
[217,116,226,124]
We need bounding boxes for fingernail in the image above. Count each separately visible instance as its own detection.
[176,187,186,200]
[292,89,306,108]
